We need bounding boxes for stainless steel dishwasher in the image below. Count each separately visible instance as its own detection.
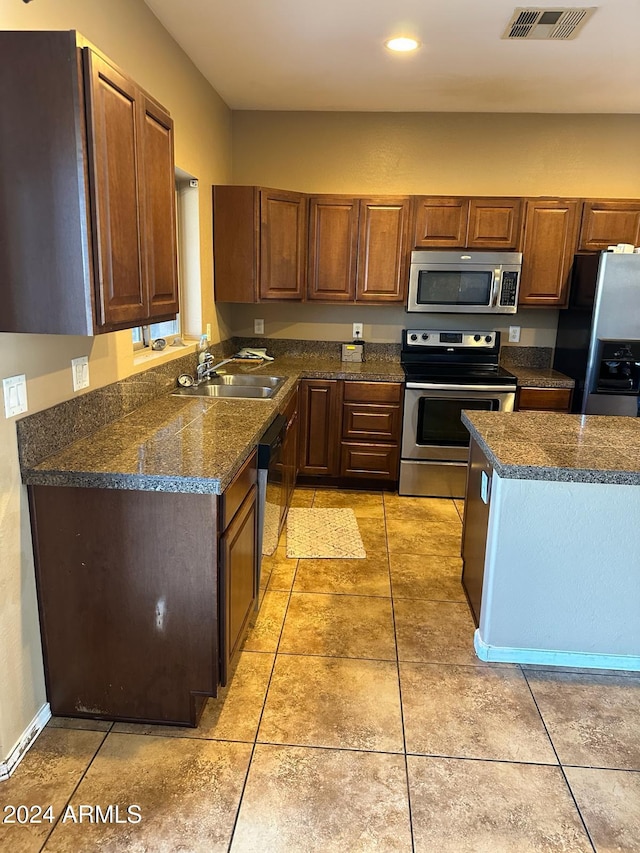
[256,414,287,602]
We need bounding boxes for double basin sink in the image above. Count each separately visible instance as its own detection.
[172,374,286,400]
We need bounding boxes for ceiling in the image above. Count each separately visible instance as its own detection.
[144,0,640,113]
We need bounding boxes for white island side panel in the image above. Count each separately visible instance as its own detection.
[478,473,640,663]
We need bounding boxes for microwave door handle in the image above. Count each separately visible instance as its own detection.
[490,269,500,307]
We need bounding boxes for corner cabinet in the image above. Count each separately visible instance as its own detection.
[413,197,523,250]
[213,186,307,302]
[307,196,412,303]
[518,199,581,307]
[0,31,178,335]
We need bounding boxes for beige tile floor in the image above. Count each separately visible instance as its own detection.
[3,489,640,852]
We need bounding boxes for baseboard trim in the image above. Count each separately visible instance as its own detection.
[474,630,640,672]
[0,703,51,781]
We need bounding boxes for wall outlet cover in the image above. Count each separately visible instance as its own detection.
[352,322,363,340]
[508,326,521,343]
[71,356,90,391]
[254,319,265,334]
[3,374,28,418]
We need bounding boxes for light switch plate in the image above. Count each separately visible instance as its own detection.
[71,356,90,391]
[3,374,28,418]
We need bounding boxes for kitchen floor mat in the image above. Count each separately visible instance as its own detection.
[261,500,281,556]
[286,507,366,559]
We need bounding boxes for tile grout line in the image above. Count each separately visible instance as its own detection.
[520,668,598,853]
[37,722,113,853]
[384,492,417,853]
[225,493,307,853]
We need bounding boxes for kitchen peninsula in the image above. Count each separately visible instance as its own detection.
[461,410,640,672]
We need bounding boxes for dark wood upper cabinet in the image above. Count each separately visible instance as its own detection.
[307,197,359,301]
[578,200,640,251]
[413,196,522,250]
[213,186,306,302]
[260,189,307,300]
[518,199,581,307]
[466,198,523,250]
[0,31,178,335]
[414,197,469,248]
[356,198,411,302]
[140,97,179,319]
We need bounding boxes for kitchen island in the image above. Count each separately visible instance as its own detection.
[461,410,640,672]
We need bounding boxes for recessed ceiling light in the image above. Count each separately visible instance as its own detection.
[384,37,420,52]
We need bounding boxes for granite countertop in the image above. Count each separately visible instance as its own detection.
[22,358,405,495]
[505,366,575,389]
[462,410,640,485]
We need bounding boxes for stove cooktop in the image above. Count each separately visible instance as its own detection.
[402,363,517,386]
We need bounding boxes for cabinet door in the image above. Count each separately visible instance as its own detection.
[356,198,411,302]
[140,96,179,319]
[308,197,358,301]
[260,190,306,300]
[518,200,581,307]
[578,200,640,251]
[298,379,341,475]
[84,51,146,328]
[466,198,523,250]
[219,486,257,686]
[413,197,468,248]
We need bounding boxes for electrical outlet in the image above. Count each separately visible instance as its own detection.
[254,318,265,335]
[352,323,363,340]
[508,326,521,343]
[71,356,90,391]
[3,374,28,418]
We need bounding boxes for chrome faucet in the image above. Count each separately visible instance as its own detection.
[195,355,234,384]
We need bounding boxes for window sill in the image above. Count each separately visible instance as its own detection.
[132,340,198,370]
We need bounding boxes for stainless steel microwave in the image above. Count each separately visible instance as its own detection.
[407,251,522,314]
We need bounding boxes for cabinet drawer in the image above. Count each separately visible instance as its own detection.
[343,381,402,404]
[220,450,257,530]
[340,442,400,480]
[517,387,572,412]
[342,403,401,442]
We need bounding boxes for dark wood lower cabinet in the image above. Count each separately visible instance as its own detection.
[297,378,402,487]
[28,451,258,726]
[516,386,573,412]
[29,486,219,726]
[219,485,257,687]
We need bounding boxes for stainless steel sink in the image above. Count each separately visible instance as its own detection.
[171,375,286,399]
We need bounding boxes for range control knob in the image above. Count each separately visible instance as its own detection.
[485,335,492,343]
[473,334,481,342]
[410,334,418,341]
[421,333,429,341]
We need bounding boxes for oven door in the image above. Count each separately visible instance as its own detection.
[401,384,516,461]
[399,383,515,498]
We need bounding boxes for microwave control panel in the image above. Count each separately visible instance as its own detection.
[499,271,519,307]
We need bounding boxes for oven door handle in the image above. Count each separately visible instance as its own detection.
[406,382,516,393]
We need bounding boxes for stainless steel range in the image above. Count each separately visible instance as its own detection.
[400,329,517,498]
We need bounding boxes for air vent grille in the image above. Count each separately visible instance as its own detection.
[502,7,596,40]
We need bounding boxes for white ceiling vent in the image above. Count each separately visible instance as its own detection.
[502,7,597,40]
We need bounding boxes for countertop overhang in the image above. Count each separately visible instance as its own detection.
[463,410,640,486]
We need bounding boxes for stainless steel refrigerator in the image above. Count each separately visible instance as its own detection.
[554,253,640,416]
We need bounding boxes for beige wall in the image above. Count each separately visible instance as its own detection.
[231,111,640,196]
[0,0,232,762]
